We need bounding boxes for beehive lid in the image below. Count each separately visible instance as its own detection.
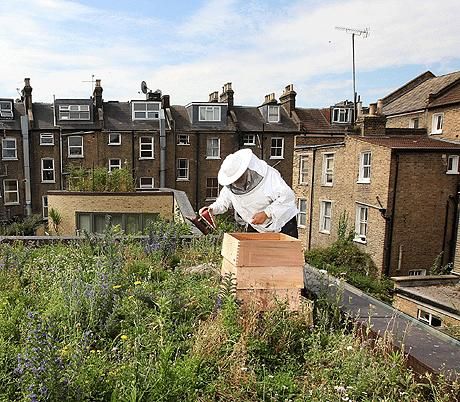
[221,232,304,267]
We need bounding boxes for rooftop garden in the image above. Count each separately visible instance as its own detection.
[0,221,457,401]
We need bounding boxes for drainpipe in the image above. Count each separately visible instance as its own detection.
[131,130,135,180]
[450,190,460,264]
[195,133,201,211]
[159,109,166,187]
[307,148,317,251]
[20,116,32,216]
[59,127,63,189]
[385,153,400,276]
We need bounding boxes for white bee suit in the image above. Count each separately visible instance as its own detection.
[209,153,298,233]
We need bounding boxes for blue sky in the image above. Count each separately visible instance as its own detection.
[1,0,459,107]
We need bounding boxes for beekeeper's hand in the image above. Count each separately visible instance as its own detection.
[251,211,268,225]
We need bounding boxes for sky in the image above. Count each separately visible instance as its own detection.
[1,0,459,108]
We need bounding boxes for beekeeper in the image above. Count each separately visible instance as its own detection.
[203,148,298,238]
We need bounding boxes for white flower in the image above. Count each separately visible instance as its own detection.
[346,345,353,351]
[334,385,346,393]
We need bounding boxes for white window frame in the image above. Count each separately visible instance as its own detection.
[2,137,17,160]
[3,179,19,205]
[206,138,220,159]
[68,136,83,158]
[354,204,368,243]
[206,177,220,200]
[177,158,189,181]
[417,309,442,327]
[409,117,419,129]
[320,200,332,234]
[267,105,280,123]
[297,198,307,227]
[132,102,160,120]
[243,134,256,146]
[270,137,284,159]
[108,132,121,145]
[431,113,444,134]
[199,106,221,122]
[408,269,426,276]
[42,195,48,220]
[59,104,90,121]
[446,155,459,174]
[40,133,54,146]
[108,159,122,172]
[332,108,352,123]
[358,151,371,183]
[299,155,308,184]
[0,100,13,118]
[139,136,154,159]
[321,153,334,186]
[139,177,155,189]
[41,158,55,183]
[177,134,190,145]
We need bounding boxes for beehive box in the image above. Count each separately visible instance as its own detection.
[221,232,305,311]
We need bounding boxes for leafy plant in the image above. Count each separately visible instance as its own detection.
[0,215,43,236]
[48,208,62,235]
[66,165,135,192]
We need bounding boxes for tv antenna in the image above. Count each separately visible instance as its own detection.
[82,74,96,92]
[335,26,370,123]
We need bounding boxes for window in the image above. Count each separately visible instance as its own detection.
[0,101,13,118]
[109,159,121,171]
[417,309,442,327]
[322,153,334,186]
[139,177,154,189]
[243,134,256,146]
[108,133,121,145]
[206,177,219,199]
[76,212,158,234]
[68,136,83,157]
[431,113,443,134]
[3,179,19,204]
[299,155,308,184]
[59,104,90,120]
[2,138,17,159]
[268,105,280,123]
[355,205,368,242]
[42,195,48,220]
[409,269,426,276]
[40,133,54,146]
[332,108,352,123]
[41,158,55,183]
[139,136,154,159]
[199,106,221,121]
[177,159,189,180]
[270,137,284,159]
[132,102,160,120]
[206,138,220,159]
[409,117,419,129]
[297,198,307,227]
[177,134,190,145]
[358,152,371,183]
[447,155,459,174]
[320,201,332,234]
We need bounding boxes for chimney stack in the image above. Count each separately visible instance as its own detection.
[161,94,170,109]
[376,99,384,115]
[209,91,219,103]
[263,93,276,105]
[219,82,234,108]
[279,84,296,116]
[355,103,387,136]
[93,79,103,109]
[22,78,33,113]
[369,102,377,116]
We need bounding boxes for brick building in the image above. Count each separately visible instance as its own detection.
[293,113,460,276]
[381,70,460,142]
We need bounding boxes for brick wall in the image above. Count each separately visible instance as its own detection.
[427,105,460,141]
[47,191,174,235]
[386,112,426,129]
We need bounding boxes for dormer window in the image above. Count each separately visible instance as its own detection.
[332,108,352,123]
[59,105,90,120]
[132,101,160,120]
[268,105,280,123]
[0,101,13,118]
[199,106,221,122]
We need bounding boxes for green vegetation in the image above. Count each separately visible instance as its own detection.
[67,165,135,192]
[0,222,457,401]
[0,215,43,236]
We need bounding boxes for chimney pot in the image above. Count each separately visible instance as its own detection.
[95,79,101,87]
[209,91,219,103]
[24,78,31,87]
[376,99,383,115]
[369,103,377,116]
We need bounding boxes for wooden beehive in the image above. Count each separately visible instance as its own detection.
[221,232,305,311]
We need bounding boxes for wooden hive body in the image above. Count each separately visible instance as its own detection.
[221,233,305,310]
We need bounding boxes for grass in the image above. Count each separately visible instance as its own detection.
[0,223,458,401]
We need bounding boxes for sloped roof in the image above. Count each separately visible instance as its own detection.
[0,102,25,130]
[354,135,460,150]
[428,81,460,108]
[171,105,236,131]
[103,101,160,131]
[32,103,55,129]
[383,71,460,116]
[232,106,297,132]
[296,107,348,134]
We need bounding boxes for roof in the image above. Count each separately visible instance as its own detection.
[295,108,349,134]
[399,283,460,314]
[232,106,297,132]
[429,81,460,108]
[383,71,460,115]
[171,105,235,131]
[0,102,24,130]
[103,101,161,131]
[32,103,55,129]
[353,135,460,150]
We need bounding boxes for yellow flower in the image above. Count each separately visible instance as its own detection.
[121,334,128,341]
[112,285,122,289]
[134,281,142,286]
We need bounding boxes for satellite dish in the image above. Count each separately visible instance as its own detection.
[141,81,149,94]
